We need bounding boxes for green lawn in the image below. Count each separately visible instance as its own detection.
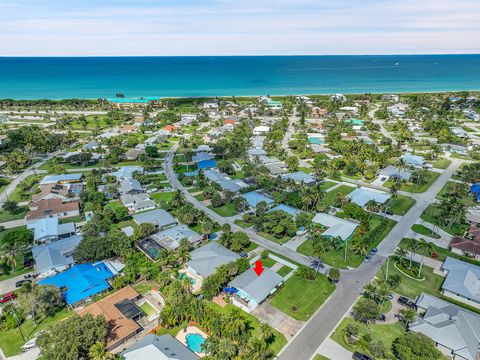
[313,355,331,360]
[0,206,28,223]
[150,191,176,204]
[325,185,355,206]
[208,303,287,354]
[261,257,277,268]
[140,302,157,316]
[0,309,72,357]
[298,215,396,268]
[331,317,405,358]
[270,274,335,321]
[194,193,206,201]
[377,259,444,300]
[432,159,452,169]
[234,219,251,228]
[277,265,293,277]
[385,171,440,193]
[421,204,467,236]
[411,224,440,239]
[59,215,84,224]
[231,171,245,179]
[258,232,292,245]
[320,181,337,191]
[208,203,237,217]
[436,181,475,206]
[133,280,161,295]
[105,200,124,211]
[7,175,42,203]
[387,195,416,215]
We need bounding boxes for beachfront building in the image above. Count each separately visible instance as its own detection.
[106,96,161,109]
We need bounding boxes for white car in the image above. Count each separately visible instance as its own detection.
[21,338,37,352]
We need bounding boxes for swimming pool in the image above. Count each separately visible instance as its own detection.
[178,273,197,285]
[308,137,324,145]
[186,333,205,353]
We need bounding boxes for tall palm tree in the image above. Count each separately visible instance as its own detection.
[417,239,434,277]
[405,238,419,269]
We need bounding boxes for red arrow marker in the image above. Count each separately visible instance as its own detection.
[253,260,264,276]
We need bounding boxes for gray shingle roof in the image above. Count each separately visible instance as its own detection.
[229,267,283,304]
[442,257,480,304]
[133,209,177,229]
[122,334,199,360]
[32,235,82,275]
[186,242,240,278]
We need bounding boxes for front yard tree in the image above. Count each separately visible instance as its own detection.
[2,200,18,214]
[328,268,340,283]
[392,332,443,360]
[353,299,380,324]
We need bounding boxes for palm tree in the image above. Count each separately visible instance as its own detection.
[224,308,247,340]
[310,257,324,277]
[404,238,419,269]
[393,247,408,267]
[88,342,107,360]
[395,158,407,183]
[417,239,434,277]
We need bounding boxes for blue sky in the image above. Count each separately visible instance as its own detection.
[1,0,479,56]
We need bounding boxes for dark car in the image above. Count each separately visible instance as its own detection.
[353,351,372,360]
[398,296,417,309]
[385,210,394,215]
[369,248,378,256]
[378,314,386,321]
[364,255,372,263]
[15,279,31,288]
[0,292,16,304]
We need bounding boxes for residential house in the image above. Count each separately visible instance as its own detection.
[440,257,480,309]
[440,143,468,155]
[379,165,412,181]
[78,286,144,351]
[281,171,316,185]
[27,198,80,223]
[31,184,72,203]
[120,193,156,213]
[312,213,359,240]
[27,217,76,243]
[119,178,143,195]
[192,152,213,163]
[40,173,83,186]
[347,187,391,208]
[150,224,202,251]
[125,148,147,161]
[240,191,275,209]
[186,242,240,278]
[269,204,302,218]
[228,267,283,312]
[253,126,270,135]
[111,166,144,180]
[411,293,480,360]
[122,334,199,360]
[132,209,177,230]
[401,153,425,168]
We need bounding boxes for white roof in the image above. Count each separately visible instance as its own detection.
[312,213,359,240]
[347,187,391,207]
[253,125,270,133]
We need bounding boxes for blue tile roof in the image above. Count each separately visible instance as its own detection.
[240,191,274,208]
[269,204,302,217]
[39,262,113,305]
[197,159,217,170]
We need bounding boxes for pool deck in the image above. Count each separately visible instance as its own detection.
[176,326,208,357]
[179,268,203,293]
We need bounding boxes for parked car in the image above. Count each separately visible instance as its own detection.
[385,210,394,215]
[364,255,372,263]
[15,279,31,288]
[0,292,16,303]
[378,314,386,321]
[353,352,372,360]
[369,248,378,256]
[21,338,37,352]
[239,252,248,258]
[387,293,394,300]
[398,296,417,309]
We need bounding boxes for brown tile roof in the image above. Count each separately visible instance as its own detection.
[31,184,69,202]
[77,286,141,349]
[449,236,480,256]
[27,198,80,221]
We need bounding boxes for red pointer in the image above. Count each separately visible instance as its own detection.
[253,260,264,276]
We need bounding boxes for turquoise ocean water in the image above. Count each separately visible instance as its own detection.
[0,55,479,99]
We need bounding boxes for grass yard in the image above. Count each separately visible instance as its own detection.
[0,309,72,357]
[387,195,416,215]
[325,185,355,206]
[277,265,293,277]
[234,219,251,228]
[298,215,396,268]
[313,355,331,360]
[320,181,337,191]
[377,259,444,300]
[59,215,84,224]
[432,158,452,169]
[208,203,237,217]
[105,200,123,211]
[194,193,206,201]
[270,274,335,321]
[140,302,157,316]
[331,317,405,358]
[411,224,440,239]
[436,181,475,206]
[0,206,28,223]
[385,171,440,193]
[421,204,467,236]
[261,257,277,268]
[133,280,161,295]
[231,170,245,179]
[208,303,287,354]
[150,191,176,204]
[258,232,291,245]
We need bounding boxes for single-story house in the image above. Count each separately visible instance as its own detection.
[253,126,270,135]
[150,224,202,251]
[78,286,143,351]
[347,187,391,207]
[197,159,217,170]
[192,152,214,163]
[119,178,143,195]
[133,209,177,230]
[122,334,199,360]
[27,198,80,223]
[203,169,225,183]
[401,153,425,168]
[379,165,412,181]
[218,179,249,193]
[269,204,302,218]
[440,143,468,155]
[229,267,283,312]
[83,141,99,150]
[120,193,156,213]
[440,257,480,309]
[449,236,480,260]
[240,191,275,208]
[111,166,144,180]
[411,293,480,360]
[40,173,83,185]
[312,213,359,240]
[27,217,76,243]
[251,136,265,149]
[39,262,115,306]
[32,235,82,278]
[194,145,212,153]
[32,184,71,203]
[186,242,240,278]
[281,171,315,185]
[265,163,287,176]
[247,148,267,160]
[124,148,147,161]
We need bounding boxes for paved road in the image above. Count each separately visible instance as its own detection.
[163,148,314,268]
[0,272,32,295]
[278,158,464,360]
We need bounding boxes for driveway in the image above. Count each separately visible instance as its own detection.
[251,303,304,340]
[316,338,353,360]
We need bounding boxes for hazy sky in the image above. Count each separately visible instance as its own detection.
[1,0,479,56]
